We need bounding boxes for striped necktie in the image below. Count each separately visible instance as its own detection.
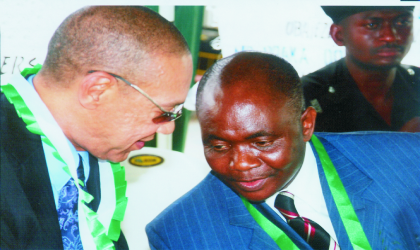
[57,155,85,250]
[275,191,340,250]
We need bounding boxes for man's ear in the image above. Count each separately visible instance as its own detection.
[78,72,115,110]
[301,106,317,142]
[330,24,345,46]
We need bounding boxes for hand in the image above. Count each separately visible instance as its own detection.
[399,117,420,132]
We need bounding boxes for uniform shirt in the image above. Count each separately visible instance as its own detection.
[265,142,339,243]
[302,58,420,132]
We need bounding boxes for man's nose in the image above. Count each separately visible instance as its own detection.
[230,147,260,171]
[156,121,176,135]
[379,23,398,43]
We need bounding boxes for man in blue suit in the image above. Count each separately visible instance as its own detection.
[146,52,420,249]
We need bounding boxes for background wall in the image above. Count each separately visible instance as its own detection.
[1,1,419,249]
[2,1,419,83]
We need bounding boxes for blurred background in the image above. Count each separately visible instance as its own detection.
[1,1,419,249]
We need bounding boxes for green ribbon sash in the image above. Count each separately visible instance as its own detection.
[311,135,372,250]
[241,135,372,250]
[240,196,300,249]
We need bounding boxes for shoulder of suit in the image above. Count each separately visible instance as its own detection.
[314,131,420,147]
[149,172,218,220]
[1,93,40,143]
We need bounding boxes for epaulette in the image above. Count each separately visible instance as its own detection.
[400,64,420,86]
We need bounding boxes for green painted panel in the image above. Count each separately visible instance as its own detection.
[172,6,204,152]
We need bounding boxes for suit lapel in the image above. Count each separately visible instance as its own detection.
[22,139,63,241]
[311,135,376,249]
[4,95,63,248]
[222,183,279,249]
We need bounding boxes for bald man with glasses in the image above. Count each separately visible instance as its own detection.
[1,6,192,250]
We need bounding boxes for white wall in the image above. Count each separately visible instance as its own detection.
[1,2,418,248]
[217,2,420,76]
[2,1,418,83]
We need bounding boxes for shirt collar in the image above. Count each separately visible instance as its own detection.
[27,74,89,191]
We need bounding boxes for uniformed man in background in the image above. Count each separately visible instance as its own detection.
[302,6,420,132]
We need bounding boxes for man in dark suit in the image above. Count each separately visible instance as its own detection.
[302,6,420,132]
[146,52,420,249]
[1,6,192,249]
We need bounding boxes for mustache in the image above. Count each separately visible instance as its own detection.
[372,44,404,53]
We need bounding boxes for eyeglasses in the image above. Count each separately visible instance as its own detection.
[88,70,183,124]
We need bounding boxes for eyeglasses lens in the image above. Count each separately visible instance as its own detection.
[152,111,182,124]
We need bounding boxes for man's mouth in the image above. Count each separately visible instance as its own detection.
[135,141,145,150]
[374,45,403,57]
[377,49,401,57]
[236,178,268,191]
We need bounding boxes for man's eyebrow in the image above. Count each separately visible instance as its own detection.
[203,134,225,143]
[395,13,414,20]
[364,17,383,21]
[203,131,275,143]
[245,131,274,140]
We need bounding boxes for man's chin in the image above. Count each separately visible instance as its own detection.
[350,56,402,71]
[376,58,403,69]
[103,142,146,163]
[240,193,270,203]
[233,187,274,203]
[109,156,128,163]
[362,61,400,71]
[101,151,131,163]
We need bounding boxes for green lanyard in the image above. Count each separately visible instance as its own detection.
[311,135,371,250]
[241,135,372,250]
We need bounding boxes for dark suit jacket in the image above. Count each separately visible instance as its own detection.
[1,92,128,249]
[146,132,420,249]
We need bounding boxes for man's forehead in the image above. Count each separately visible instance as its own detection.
[199,77,224,109]
[199,83,288,120]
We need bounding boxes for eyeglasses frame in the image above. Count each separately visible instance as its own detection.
[87,70,183,123]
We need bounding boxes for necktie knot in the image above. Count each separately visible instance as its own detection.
[275,191,299,220]
[274,191,340,250]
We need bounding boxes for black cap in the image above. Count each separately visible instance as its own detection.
[321,6,415,23]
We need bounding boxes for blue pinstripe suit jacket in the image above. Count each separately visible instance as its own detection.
[146,132,420,250]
